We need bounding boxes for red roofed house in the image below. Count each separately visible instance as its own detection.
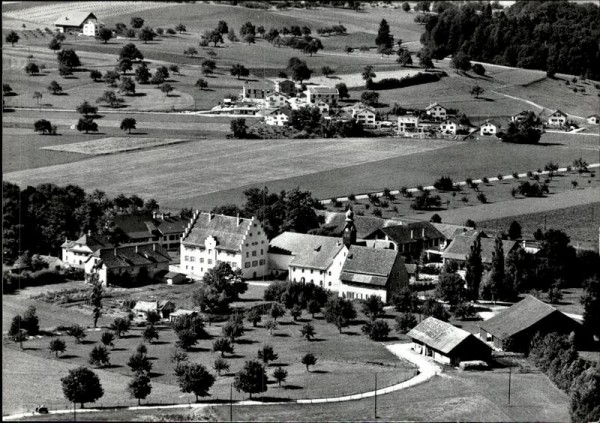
[180,211,268,280]
[408,317,492,366]
[54,12,102,36]
[84,243,171,286]
[479,295,584,352]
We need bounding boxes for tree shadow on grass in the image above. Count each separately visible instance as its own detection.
[52,92,69,96]
[149,341,170,345]
[188,346,210,353]
[104,363,123,369]
[236,338,258,345]
[227,354,245,359]
[128,132,149,135]
[273,333,290,338]
[80,340,96,345]
[283,384,303,390]
[270,362,288,367]
[307,338,326,342]
[148,371,164,378]
[111,347,127,352]
[311,370,329,374]
[343,331,361,336]
[254,396,293,403]
[165,94,181,98]
[59,354,79,359]
[128,92,147,97]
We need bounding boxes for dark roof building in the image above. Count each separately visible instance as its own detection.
[112,212,188,250]
[442,234,519,266]
[479,295,584,352]
[318,211,405,240]
[408,317,492,366]
[84,243,171,286]
[339,245,408,303]
[363,221,446,256]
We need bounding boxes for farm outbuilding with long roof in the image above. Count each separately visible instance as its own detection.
[479,295,584,352]
[408,317,491,366]
[54,11,101,36]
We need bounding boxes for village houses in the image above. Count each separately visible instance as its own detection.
[425,102,448,120]
[480,119,501,136]
[547,109,568,127]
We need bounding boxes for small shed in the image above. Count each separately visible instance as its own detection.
[408,317,491,366]
[133,300,176,319]
[169,309,196,323]
[164,271,186,285]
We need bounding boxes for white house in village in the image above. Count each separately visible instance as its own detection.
[480,120,501,136]
[306,86,339,106]
[264,108,291,126]
[425,103,447,120]
[339,245,408,303]
[242,81,272,100]
[180,211,268,280]
[397,115,420,134]
[62,232,113,268]
[511,111,531,124]
[266,92,289,108]
[547,110,567,127]
[314,101,330,115]
[439,118,459,135]
[586,115,599,125]
[54,12,102,36]
[269,232,348,291]
[287,97,309,110]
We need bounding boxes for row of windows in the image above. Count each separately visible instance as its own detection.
[292,277,332,287]
[245,249,264,258]
[186,261,238,272]
[244,259,265,268]
[162,235,179,241]
[245,240,265,247]
[292,267,331,276]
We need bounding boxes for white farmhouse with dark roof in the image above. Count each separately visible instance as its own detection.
[180,211,268,280]
[61,231,113,268]
[54,12,101,36]
[425,102,447,120]
[480,119,502,136]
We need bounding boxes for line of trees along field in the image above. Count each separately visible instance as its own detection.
[420,1,600,79]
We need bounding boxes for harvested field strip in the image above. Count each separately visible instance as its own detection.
[41,137,192,155]
[2,137,456,203]
[3,2,177,24]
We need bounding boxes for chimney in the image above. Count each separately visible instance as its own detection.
[410,229,414,239]
[87,230,92,236]
[422,227,425,238]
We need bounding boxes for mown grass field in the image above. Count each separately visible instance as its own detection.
[23,360,570,422]
[2,136,456,205]
[41,137,191,155]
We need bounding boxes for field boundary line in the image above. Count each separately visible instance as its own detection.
[320,164,600,204]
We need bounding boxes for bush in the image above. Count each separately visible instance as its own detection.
[361,320,390,341]
[433,176,454,191]
[395,312,417,334]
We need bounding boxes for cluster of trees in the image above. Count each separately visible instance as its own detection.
[193,262,248,315]
[420,1,600,79]
[365,71,444,90]
[2,181,160,264]
[316,25,347,36]
[498,111,543,145]
[529,332,600,423]
[410,190,442,210]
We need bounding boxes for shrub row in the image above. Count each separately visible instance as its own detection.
[366,71,447,91]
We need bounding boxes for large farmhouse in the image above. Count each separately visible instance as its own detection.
[180,211,268,280]
[479,295,584,352]
[408,317,492,366]
[54,12,101,36]
[112,212,188,251]
[363,222,446,257]
[339,245,407,302]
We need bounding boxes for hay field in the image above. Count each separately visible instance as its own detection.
[41,137,190,155]
[2,137,456,205]
[2,1,178,26]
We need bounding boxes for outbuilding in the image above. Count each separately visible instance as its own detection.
[479,295,585,352]
[408,317,492,366]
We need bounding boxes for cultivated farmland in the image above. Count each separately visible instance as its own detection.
[41,137,192,155]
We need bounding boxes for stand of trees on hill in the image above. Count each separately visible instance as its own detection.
[420,1,599,79]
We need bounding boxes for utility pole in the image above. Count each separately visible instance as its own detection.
[374,373,377,419]
[230,383,233,422]
[508,365,512,406]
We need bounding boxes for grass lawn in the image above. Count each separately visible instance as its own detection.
[36,358,571,422]
[3,280,415,417]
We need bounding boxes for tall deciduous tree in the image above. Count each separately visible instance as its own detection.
[61,367,104,408]
[465,234,483,301]
[234,360,267,398]
[324,297,356,333]
[127,372,152,405]
[177,363,215,402]
[6,30,20,46]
